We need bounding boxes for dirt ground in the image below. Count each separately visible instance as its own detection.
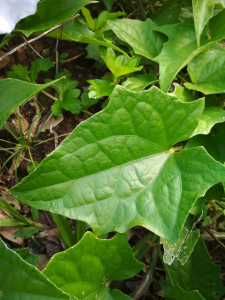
[0,33,225,300]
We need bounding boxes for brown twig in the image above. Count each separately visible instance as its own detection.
[204,226,225,251]
[0,14,80,62]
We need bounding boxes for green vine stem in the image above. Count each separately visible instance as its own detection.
[76,220,87,242]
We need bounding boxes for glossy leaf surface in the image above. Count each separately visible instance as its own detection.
[160,237,225,300]
[0,78,61,128]
[185,45,225,94]
[108,18,164,60]
[0,238,71,300]
[15,0,92,36]
[190,107,225,137]
[43,232,143,299]
[10,87,225,243]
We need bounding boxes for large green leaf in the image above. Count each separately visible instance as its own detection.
[108,18,165,60]
[10,87,225,243]
[0,238,71,300]
[0,78,61,129]
[43,232,143,299]
[45,18,128,56]
[15,0,92,36]
[185,45,225,94]
[165,285,205,300]
[190,107,225,137]
[192,0,225,47]
[160,237,225,300]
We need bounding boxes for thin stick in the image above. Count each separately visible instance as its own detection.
[22,36,43,58]
[204,226,225,251]
[0,14,80,62]
[0,147,32,163]
[61,52,85,64]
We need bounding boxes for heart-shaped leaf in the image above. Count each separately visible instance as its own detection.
[43,232,144,299]
[10,87,225,243]
[0,238,71,300]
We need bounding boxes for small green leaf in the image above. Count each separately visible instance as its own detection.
[81,92,99,110]
[171,83,194,102]
[87,77,115,99]
[0,238,71,300]
[62,89,82,114]
[108,18,164,60]
[193,0,225,47]
[51,101,63,116]
[122,70,157,91]
[14,226,40,239]
[103,0,114,11]
[0,197,32,225]
[0,78,62,129]
[0,219,28,227]
[43,232,144,299]
[46,18,128,56]
[15,0,92,36]
[185,45,225,94]
[30,58,53,82]
[100,47,142,80]
[165,285,205,300]
[31,207,39,222]
[161,218,200,265]
[190,107,225,137]
[13,248,38,267]
[81,7,95,31]
[160,237,225,300]
[10,87,225,243]
[6,64,31,82]
[95,11,126,31]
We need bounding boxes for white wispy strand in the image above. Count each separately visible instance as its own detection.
[0,0,39,34]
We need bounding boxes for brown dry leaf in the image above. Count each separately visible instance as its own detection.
[37,254,50,271]
[5,109,29,136]
[1,190,21,210]
[0,225,23,245]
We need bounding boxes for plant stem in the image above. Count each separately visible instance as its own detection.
[137,0,147,20]
[177,74,187,83]
[0,147,32,162]
[81,109,94,116]
[76,220,87,242]
[51,213,76,248]
[41,90,58,101]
